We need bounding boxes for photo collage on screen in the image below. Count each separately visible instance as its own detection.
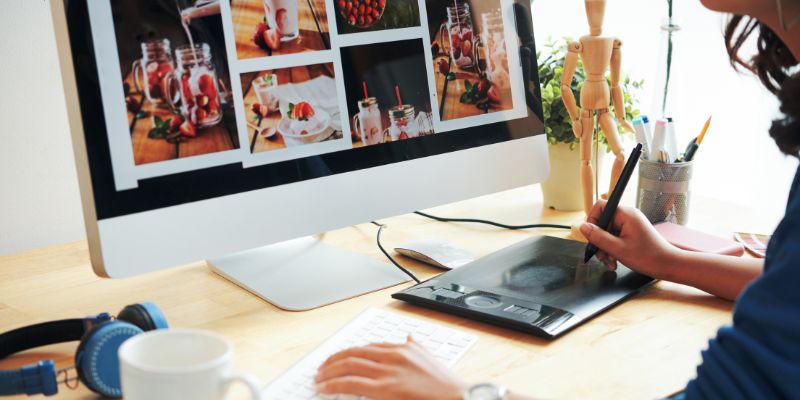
[93,0,525,189]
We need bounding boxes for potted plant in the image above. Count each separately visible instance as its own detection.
[538,38,643,211]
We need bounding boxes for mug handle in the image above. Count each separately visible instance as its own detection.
[224,373,263,400]
[438,22,449,55]
[352,114,362,141]
[473,36,484,76]
[132,60,145,95]
[163,74,182,114]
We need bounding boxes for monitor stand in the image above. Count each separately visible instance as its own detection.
[208,236,411,311]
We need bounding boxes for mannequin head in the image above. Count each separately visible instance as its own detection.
[585,0,606,36]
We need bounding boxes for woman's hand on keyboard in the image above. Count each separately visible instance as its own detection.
[315,336,466,400]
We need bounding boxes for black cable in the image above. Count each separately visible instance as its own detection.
[371,221,421,284]
[413,211,571,231]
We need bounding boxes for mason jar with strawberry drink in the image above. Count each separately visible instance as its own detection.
[439,2,475,70]
[263,0,299,41]
[386,104,423,142]
[353,97,383,145]
[253,73,279,114]
[168,43,222,129]
[480,10,510,89]
[132,39,175,106]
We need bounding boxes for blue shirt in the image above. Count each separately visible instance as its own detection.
[684,166,800,399]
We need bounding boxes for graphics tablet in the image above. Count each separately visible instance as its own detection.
[393,235,655,338]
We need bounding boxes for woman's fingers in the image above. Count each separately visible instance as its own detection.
[316,376,381,398]
[320,345,400,368]
[316,357,388,383]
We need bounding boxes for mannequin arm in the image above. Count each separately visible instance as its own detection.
[561,41,582,122]
[610,39,633,132]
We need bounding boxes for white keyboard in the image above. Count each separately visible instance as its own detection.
[262,308,478,400]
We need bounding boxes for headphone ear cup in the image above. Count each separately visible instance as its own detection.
[117,302,168,331]
[74,321,143,398]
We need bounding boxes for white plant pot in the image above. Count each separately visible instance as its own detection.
[541,142,606,211]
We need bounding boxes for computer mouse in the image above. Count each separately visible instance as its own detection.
[394,239,475,270]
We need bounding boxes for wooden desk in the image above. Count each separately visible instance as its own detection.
[1,186,768,399]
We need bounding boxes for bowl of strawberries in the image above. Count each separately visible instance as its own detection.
[337,0,386,29]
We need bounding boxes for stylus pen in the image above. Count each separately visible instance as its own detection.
[583,143,643,263]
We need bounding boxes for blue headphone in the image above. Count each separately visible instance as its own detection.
[0,302,168,398]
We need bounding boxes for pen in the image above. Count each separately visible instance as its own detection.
[584,143,643,263]
[684,116,712,162]
[633,117,651,159]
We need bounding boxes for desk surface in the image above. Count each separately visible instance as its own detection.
[0,186,773,399]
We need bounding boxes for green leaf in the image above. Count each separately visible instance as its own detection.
[148,127,168,139]
[154,116,164,129]
[460,92,473,104]
[464,80,473,92]
[287,102,295,119]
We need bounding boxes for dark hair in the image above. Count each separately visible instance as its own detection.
[725,16,800,157]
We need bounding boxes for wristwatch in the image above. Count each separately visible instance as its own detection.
[463,383,508,400]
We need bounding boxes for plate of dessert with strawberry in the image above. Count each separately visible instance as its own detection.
[278,101,335,146]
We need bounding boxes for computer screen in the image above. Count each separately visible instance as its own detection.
[64,0,542,220]
[55,0,547,288]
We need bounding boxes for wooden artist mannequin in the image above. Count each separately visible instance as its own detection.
[561,0,634,215]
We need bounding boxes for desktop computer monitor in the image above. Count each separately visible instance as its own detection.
[51,0,548,310]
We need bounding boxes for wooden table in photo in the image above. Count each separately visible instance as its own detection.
[242,63,342,154]
[125,74,238,166]
[232,0,330,60]
[434,63,514,122]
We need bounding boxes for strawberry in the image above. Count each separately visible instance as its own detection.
[208,98,219,114]
[477,79,491,98]
[399,132,409,140]
[378,0,385,9]
[146,61,158,74]
[169,115,183,132]
[461,40,472,60]
[196,107,207,121]
[198,74,216,97]
[125,96,139,112]
[264,28,281,50]
[197,95,210,107]
[251,102,263,116]
[487,85,501,103]
[437,58,450,75]
[252,22,269,49]
[348,15,356,25]
[289,102,315,120]
[338,0,345,8]
[157,63,173,79]
[179,120,197,137]
[275,8,289,33]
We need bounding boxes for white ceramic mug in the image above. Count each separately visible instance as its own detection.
[119,328,262,400]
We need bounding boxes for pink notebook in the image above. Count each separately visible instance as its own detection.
[654,222,745,257]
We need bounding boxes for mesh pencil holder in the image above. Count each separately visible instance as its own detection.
[636,159,693,225]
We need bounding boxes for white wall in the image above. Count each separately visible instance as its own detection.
[0,0,795,255]
[0,1,85,255]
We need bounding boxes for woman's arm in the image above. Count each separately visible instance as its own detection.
[580,201,763,301]
[664,251,763,301]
